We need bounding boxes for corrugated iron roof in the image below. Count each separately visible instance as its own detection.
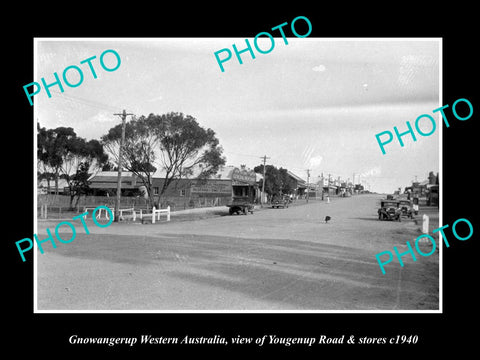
[87,171,137,181]
[89,182,136,189]
[286,170,306,184]
[89,165,262,185]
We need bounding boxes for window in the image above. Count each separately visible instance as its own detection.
[179,189,186,197]
[153,187,159,195]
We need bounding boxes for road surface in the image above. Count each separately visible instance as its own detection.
[36,194,439,311]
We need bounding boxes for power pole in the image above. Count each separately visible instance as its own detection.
[113,110,134,222]
[306,169,311,203]
[260,155,270,207]
[321,172,324,200]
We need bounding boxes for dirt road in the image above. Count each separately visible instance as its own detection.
[36,194,439,311]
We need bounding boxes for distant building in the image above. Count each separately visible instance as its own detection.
[37,178,69,194]
[426,184,439,206]
[404,172,439,206]
[151,165,262,208]
[321,176,337,196]
[87,171,141,196]
[88,165,263,209]
[286,170,306,197]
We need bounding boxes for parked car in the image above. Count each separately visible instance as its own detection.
[271,195,289,208]
[399,199,414,218]
[378,200,401,221]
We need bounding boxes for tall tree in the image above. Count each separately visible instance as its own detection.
[101,116,159,207]
[37,123,54,192]
[278,167,296,195]
[254,165,296,197]
[60,138,108,208]
[37,123,108,203]
[254,164,280,196]
[101,112,226,207]
[37,125,76,195]
[153,112,226,201]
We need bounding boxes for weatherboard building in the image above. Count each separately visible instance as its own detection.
[88,165,263,210]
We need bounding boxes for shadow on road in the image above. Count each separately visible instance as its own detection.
[40,231,439,310]
[351,217,380,222]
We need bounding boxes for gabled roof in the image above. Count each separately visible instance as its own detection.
[88,171,137,182]
[286,170,306,184]
[89,165,262,185]
[154,165,262,181]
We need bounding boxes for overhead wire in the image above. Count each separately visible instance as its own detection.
[49,90,120,113]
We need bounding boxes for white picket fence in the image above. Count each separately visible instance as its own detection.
[134,206,171,224]
[114,206,171,223]
[80,205,170,224]
[83,206,115,221]
[151,206,170,223]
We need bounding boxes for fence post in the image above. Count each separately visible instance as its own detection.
[152,206,156,224]
[167,206,170,221]
[44,204,48,219]
[422,214,429,233]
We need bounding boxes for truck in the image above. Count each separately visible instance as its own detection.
[226,167,258,215]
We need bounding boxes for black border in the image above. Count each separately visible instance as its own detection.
[6,5,479,355]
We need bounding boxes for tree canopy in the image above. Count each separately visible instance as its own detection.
[101,112,226,206]
[37,123,108,207]
[253,164,296,196]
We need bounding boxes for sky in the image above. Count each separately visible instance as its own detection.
[34,38,441,194]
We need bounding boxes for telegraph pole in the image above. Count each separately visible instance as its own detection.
[113,110,134,222]
[321,172,324,200]
[260,155,270,207]
[306,169,311,202]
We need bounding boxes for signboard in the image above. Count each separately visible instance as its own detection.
[190,180,232,194]
[231,168,256,185]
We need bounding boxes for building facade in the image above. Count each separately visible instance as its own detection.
[88,165,263,210]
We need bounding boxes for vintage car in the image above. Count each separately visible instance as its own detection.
[228,200,254,215]
[398,199,415,218]
[378,200,402,221]
[271,195,290,208]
